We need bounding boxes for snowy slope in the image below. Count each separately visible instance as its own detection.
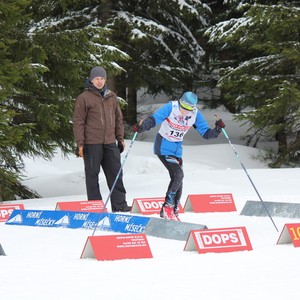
[1,107,299,300]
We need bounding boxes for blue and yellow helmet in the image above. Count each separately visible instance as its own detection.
[179,91,198,111]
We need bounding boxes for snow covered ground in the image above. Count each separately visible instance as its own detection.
[1,105,299,300]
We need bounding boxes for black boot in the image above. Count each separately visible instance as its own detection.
[174,206,179,217]
[112,205,132,213]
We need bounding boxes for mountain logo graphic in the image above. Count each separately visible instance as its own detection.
[97,216,110,229]
[55,215,70,226]
[6,213,23,223]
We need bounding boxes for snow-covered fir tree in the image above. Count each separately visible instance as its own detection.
[205,1,300,167]
[105,0,211,124]
[0,0,42,200]
[2,0,299,200]
[0,0,129,200]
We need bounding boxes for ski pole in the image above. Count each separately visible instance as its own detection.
[91,132,138,236]
[215,115,278,232]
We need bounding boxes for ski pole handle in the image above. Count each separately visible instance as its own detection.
[214,114,228,138]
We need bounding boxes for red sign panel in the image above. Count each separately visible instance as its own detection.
[131,197,184,215]
[184,227,252,254]
[81,234,153,260]
[277,223,300,247]
[184,193,236,213]
[55,200,107,213]
[0,204,25,222]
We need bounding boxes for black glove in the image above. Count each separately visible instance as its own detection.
[133,123,143,133]
[215,119,225,132]
[118,141,124,153]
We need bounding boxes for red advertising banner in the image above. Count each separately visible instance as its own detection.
[0,204,25,222]
[131,197,184,215]
[183,193,236,213]
[277,223,300,247]
[81,234,153,260]
[184,227,252,254]
[55,200,107,213]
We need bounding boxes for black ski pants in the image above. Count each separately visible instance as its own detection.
[83,143,127,210]
[157,155,183,207]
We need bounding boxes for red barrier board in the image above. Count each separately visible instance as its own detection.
[55,200,107,213]
[184,227,252,254]
[81,234,153,260]
[131,197,184,215]
[277,223,300,247]
[183,193,236,213]
[0,204,25,222]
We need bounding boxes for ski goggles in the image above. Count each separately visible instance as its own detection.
[179,99,194,111]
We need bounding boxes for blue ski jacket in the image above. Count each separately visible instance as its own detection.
[140,101,220,158]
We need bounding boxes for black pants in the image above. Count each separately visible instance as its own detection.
[83,144,127,210]
[158,155,183,207]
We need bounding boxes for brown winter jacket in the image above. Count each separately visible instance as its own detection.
[72,86,124,147]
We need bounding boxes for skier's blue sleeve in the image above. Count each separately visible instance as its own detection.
[140,102,172,131]
[193,111,220,139]
[152,102,173,125]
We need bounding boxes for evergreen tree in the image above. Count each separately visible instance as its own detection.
[106,0,211,124]
[0,0,41,200]
[202,0,282,111]
[0,0,128,200]
[205,2,300,167]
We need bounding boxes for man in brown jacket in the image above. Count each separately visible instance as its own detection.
[72,66,131,212]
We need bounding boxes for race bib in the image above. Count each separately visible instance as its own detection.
[158,101,196,142]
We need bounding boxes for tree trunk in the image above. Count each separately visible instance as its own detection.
[114,73,126,100]
[100,0,113,25]
[107,76,117,92]
[276,130,288,154]
[127,85,137,125]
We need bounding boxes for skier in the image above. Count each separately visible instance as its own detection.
[132,91,225,220]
